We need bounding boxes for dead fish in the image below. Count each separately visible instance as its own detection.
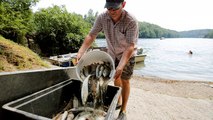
[90,79,97,97]
[98,65,104,78]
[66,112,74,120]
[83,65,90,77]
[96,81,100,97]
[52,111,75,120]
[91,63,97,74]
[73,110,105,120]
[93,109,106,120]
[93,109,107,116]
[73,96,79,108]
[102,67,110,78]
[102,79,112,93]
[61,111,68,120]
[52,112,62,120]
[81,75,91,106]
[73,111,92,120]
[80,70,86,80]
[69,107,94,113]
[96,64,101,78]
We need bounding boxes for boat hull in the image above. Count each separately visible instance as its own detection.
[135,54,147,63]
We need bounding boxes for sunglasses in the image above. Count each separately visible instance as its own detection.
[107,6,121,11]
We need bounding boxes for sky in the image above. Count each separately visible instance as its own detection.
[32,0,213,31]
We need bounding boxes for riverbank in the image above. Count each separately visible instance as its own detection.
[119,75,213,120]
[0,36,49,72]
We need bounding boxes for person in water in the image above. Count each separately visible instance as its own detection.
[189,50,193,54]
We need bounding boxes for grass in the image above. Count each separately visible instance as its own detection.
[0,36,50,72]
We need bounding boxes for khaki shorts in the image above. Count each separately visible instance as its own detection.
[115,57,135,80]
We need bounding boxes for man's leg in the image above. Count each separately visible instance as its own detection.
[121,79,130,112]
[119,57,135,111]
[116,78,130,120]
[114,77,122,106]
[116,57,135,120]
[114,77,130,111]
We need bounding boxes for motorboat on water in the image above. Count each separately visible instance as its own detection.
[135,47,147,63]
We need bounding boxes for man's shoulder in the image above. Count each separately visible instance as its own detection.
[124,10,138,22]
[98,11,110,19]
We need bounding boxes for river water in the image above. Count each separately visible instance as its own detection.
[95,38,213,82]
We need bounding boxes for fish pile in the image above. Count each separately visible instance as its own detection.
[53,106,106,120]
[80,61,112,81]
[53,61,114,120]
[80,61,113,106]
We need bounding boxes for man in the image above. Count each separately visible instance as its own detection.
[76,0,138,119]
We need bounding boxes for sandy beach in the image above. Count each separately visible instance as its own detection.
[114,75,213,120]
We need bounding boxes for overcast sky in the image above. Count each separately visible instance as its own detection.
[32,0,213,31]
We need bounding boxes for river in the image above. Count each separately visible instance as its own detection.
[95,38,213,82]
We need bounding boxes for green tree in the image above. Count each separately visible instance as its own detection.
[34,5,90,56]
[83,9,105,38]
[138,22,179,38]
[0,0,38,45]
[204,30,213,38]
[84,9,98,25]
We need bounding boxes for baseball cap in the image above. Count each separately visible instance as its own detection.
[104,0,124,9]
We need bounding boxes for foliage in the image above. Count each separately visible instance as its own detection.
[96,32,105,38]
[34,5,91,56]
[94,21,179,39]
[179,29,213,38]
[0,0,38,45]
[83,9,105,38]
[204,30,213,38]
[82,11,180,39]
[84,9,98,25]
[0,35,49,72]
[138,22,179,38]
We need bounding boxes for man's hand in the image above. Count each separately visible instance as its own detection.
[76,52,84,64]
[114,43,135,79]
[114,66,123,80]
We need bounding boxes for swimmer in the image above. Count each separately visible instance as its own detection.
[188,50,193,54]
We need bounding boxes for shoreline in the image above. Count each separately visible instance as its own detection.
[121,75,213,120]
[133,74,213,83]
[131,75,213,100]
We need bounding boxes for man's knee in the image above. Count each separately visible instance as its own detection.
[121,79,130,85]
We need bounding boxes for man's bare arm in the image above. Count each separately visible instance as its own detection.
[77,34,97,61]
[114,43,135,79]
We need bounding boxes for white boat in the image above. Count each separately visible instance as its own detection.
[160,37,165,40]
[135,47,146,63]
[135,54,147,63]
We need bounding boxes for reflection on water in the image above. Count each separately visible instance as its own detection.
[134,62,145,70]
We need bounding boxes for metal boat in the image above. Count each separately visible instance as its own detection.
[135,54,147,63]
[135,47,146,63]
